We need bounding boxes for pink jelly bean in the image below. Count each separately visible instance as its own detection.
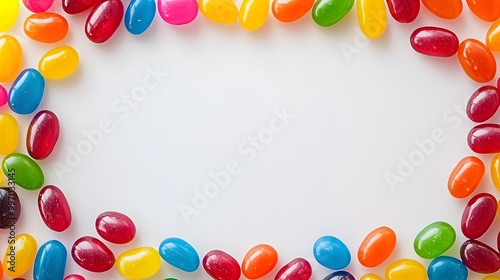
[157,0,198,25]
[23,0,54,12]
[0,85,7,107]
[64,275,86,280]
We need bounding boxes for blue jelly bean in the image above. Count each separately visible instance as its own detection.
[323,271,355,280]
[9,68,45,114]
[428,256,468,280]
[159,237,200,272]
[313,236,351,270]
[125,0,155,35]
[33,240,67,280]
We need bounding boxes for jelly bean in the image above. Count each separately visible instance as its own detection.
[312,0,354,27]
[358,226,396,267]
[0,85,7,107]
[158,0,198,26]
[96,211,136,244]
[63,0,100,14]
[458,38,497,83]
[427,256,467,280]
[0,0,20,32]
[487,19,500,51]
[125,0,155,34]
[323,271,355,280]
[116,247,161,279]
[203,250,241,280]
[467,0,500,22]
[448,156,484,198]
[0,114,18,155]
[242,244,278,279]
[410,27,459,57]
[414,221,455,259]
[0,35,22,83]
[38,185,72,232]
[239,0,269,30]
[72,236,115,272]
[313,236,350,270]
[469,124,500,153]
[8,68,45,115]
[38,46,79,80]
[0,187,21,228]
[385,0,419,23]
[467,86,500,122]
[356,0,387,39]
[159,237,199,272]
[64,275,85,280]
[3,234,37,278]
[385,259,427,280]
[27,110,60,160]
[461,239,500,273]
[272,0,314,22]
[86,0,124,43]
[422,0,462,19]
[360,274,382,280]
[199,0,239,23]
[461,193,496,239]
[484,276,500,280]
[33,240,67,280]
[274,258,311,280]
[2,153,44,191]
[24,12,69,43]
[23,0,54,12]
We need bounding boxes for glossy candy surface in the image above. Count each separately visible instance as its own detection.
[0,114,18,155]
[427,256,467,280]
[414,221,456,259]
[448,156,484,198]
[0,35,22,82]
[3,234,37,278]
[203,250,241,280]
[199,0,239,23]
[467,0,500,21]
[2,153,44,191]
[422,0,462,19]
[0,188,21,229]
[487,20,500,51]
[410,27,459,57]
[23,0,54,12]
[86,0,124,43]
[357,0,387,39]
[242,244,278,279]
[312,0,354,26]
[33,240,67,280]
[125,0,155,33]
[96,211,136,244]
[386,0,419,22]
[159,237,199,272]
[272,0,315,22]
[158,0,198,25]
[468,124,500,153]
[239,0,269,30]
[63,0,100,14]
[458,38,497,83]
[72,236,115,272]
[27,110,60,160]
[461,193,496,239]
[0,0,20,32]
[39,46,79,80]
[385,259,427,280]
[467,86,500,122]
[24,13,69,43]
[0,85,7,107]
[313,236,351,270]
[8,68,45,115]
[358,226,396,267]
[323,271,355,280]
[491,154,500,190]
[64,275,85,280]
[461,239,500,273]
[361,274,382,280]
[274,258,312,280]
[38,185,72,232]
[116,247,161,279]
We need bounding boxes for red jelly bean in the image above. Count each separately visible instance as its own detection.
[461,239,500,273]
[410,27,459,57]
[0,187,21,229]
[38,185,72,232]
[27,110,60,160]
[203,250,241,280]
[64,275,85,280]
[448,156,485,198]
[468,124,500,153]
[242,244,278,279]
[85,0,124,43]
[71,236,115,272]
[467,86,500,122]
[274,258,312,280]
[63,0,100,14]
[498,230,500,251]
[461,193,497,239]
[386,0,419,23]
[458,38,497,83]
[95,211,136,244]
[23,12,69,44]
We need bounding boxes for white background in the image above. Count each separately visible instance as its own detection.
[1,0,500,279]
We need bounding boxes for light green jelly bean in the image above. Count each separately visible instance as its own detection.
[414,221,456,259]
[2,153,44,190]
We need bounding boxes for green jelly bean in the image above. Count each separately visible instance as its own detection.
[2,153,44,190]
[312,0,354,27]
[414,221,456,259]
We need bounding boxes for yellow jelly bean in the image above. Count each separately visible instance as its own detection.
[491,154,500,191]
[239,0,269,31]
[3,233,37,278]
[199,0,239,24]
[38,46,79,80]
[0,114,18,156]
[361,273,383,280]
[0,35,22,82]
[356,0,387,39]
[116,247,161,279]
[483,276,500,280]
[0,0,20,32]
[385,259,427,280]
[487,19,500,52]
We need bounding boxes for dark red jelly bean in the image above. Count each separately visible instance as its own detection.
[498,231,500,252]
[85,0,124,43]
[386,0,420,23]
[322,271,356,280]
[27,110,60,160]
[95,211,136,244]
[410,27,459,57]
[467,86,500,122]
[461,239,500,273]
[71,236,115,272]
[63,0,100,14]
[461,193,497,239]
[203,250,241,280]
[38,185,72,232]
[468,124,500,153]
[274,258,312,280]
[0,187,21,229]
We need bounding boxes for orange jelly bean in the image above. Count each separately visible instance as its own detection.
[458,38,496,83]
[487,19,500,51]
[241,244,278,279]
[422,0,462,19]
[24,12,69,44]
[467,0,500,22]
[272,0,315,22]
[448,156,484,198]
[358,226,396,268]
